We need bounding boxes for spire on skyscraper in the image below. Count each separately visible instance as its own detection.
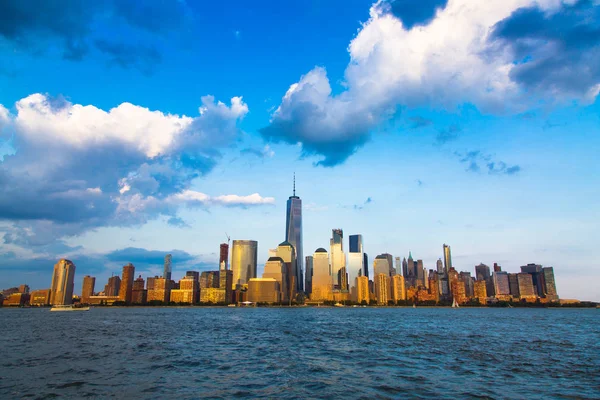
[293,172,296,197]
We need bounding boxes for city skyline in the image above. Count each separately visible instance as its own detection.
[0,0,599,302]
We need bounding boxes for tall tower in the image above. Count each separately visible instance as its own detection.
[285,173,303,292]
[443,244,452,275]
[164,254,172,281]
[50,259,76,305]
[119,263,135,303]
[231,240,258,289]
[348,234,365,292]
[330,229,346,287]
[81,275,95,304]
[219,243,229,270]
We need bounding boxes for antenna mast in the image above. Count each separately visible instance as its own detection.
[293,172,296,196]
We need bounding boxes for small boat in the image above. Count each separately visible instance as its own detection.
[334,302,345,307]
[452,298,460,308]
[50,305,90,312]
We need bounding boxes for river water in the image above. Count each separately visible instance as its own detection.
[1,307,599,399]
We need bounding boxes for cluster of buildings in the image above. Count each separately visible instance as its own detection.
[1,177,560,307]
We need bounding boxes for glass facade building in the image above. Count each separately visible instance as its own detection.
[285,189,303,292]
[231,240,258,289]
[348,234,365,291]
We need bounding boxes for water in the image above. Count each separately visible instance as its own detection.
[1,307,599,399]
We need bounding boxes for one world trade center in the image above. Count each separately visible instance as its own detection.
[285,174,303,292]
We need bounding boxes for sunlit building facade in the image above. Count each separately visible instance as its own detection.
[348,234,365,292]
[330,229,346,288]
[247,278,281,303]
[374,273,390,305]
[311,248,333,301]
[119,263,135,303]
[263,256,288,303]
[50,259,76,305]
[443,244,452,274]
[231,240,258,289]
[285,177,303,292]
[390,274,406,302]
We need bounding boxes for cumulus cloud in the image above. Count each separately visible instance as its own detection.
[0,93,272,246]
[169,190,275,208]
[262,0,599,166]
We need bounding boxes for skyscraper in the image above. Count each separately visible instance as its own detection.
[436,259,443,274]
[231,240,258,289]
[285,174,303,292]
[330,229,346,288]
[276,241,297,301]
[164,254,172,281]
[311,248,332,301]
[374,255,391,276]
[81,275,95,304]
[348,234,365,291]
[220,243,229,270]
[443,244,452,275]
[305,255,313,295]
[119,263,135,303]
[542,267,559,302]
[50,259,76,305]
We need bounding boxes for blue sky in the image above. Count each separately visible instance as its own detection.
[0,0,599,301]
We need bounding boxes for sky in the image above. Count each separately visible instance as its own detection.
[0,0,599,301]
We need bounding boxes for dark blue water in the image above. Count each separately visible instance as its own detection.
[1,307,599,399]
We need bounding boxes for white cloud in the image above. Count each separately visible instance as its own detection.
[169,190,275,207]
[263,0,592,165]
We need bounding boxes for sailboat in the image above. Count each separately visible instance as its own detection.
[452,297,460,308]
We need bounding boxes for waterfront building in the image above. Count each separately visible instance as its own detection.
[105,275,121,297]
[50,259,76,305]
[402,257,408,278]
[175,275,198,304]
[348,234,366,292]
[443,244,452,274]
[311,248,333,301]
[119,263,135,303]
[451,280,467,304]
[374,273,390,305]
[475,263,491,281]
[374,255,391,277]
[219,270,233,303]
[220,243,229,270]
[390,274,406,302]
[29,289,51,306]
[81,275,95,304]
[231,240,258,289]
[521,264,546,298]
[542,267,559,302]
[338,267,349,291]
[164,254,172,282]
[517,273,536,300]
[448,268,459,296]
[460,272,474,297]
[473,280,487,304]
[508,273,520,298]
[305,256,313,295]
[87,295,120,305]
[276,241,297,301]
[285,174,304,292]
[199,271,220,289]
[493,271,511,297]
[263,256,287,302]
[355,275,369,304]
[330,229,346,288]
[3,293,29,306]
[147,277,170,303]
[494,263,502,272]
[132,275,147,304]
[19,284,30,294]
[200,287,228,304]
[247,278,281,303]
[185,271,200,303]
[417,259,425,286]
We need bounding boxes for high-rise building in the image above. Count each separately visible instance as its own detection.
[338,267,349,291]
[276,241,297,301]
[517,273,536,300]
[521,264,546,297]
[172,275,198,304]
[363,253,369,278]
[355,275,370,304]
[18,284,30,294]
[390,274,406,302]
[148,277,170,303]
[285,174,303,292]
[542,267,559,302]
[330,229,346,288]
[348,234,366,291]
[374,273,390,305]
[164,254,172,282]
[473,280,487,304]
[132,275,147,304]
[119,263,135,303]
[105,275,121,297]
[417,259,425,286]
[493,263,502,272]
[374,255,391,277]
[436,259,444,274]
[493,271,511,296]
[305,256,314,295]
[508,273,520,298]
[81,275,95,304]
[475,263,491,281]
[220,243,229,270]
[443,244,452,274]
[311,248,332,301]
[50,259,76,305]
[459,272,474,297]
[30,289,51,306]
[263,257,287,302]
[402,257,408,278]
[395,257,401,276]
[231,240,258,289]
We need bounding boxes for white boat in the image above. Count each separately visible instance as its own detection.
[334,302,345,307]
[50,305,90,312]
[452,298,460,308]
